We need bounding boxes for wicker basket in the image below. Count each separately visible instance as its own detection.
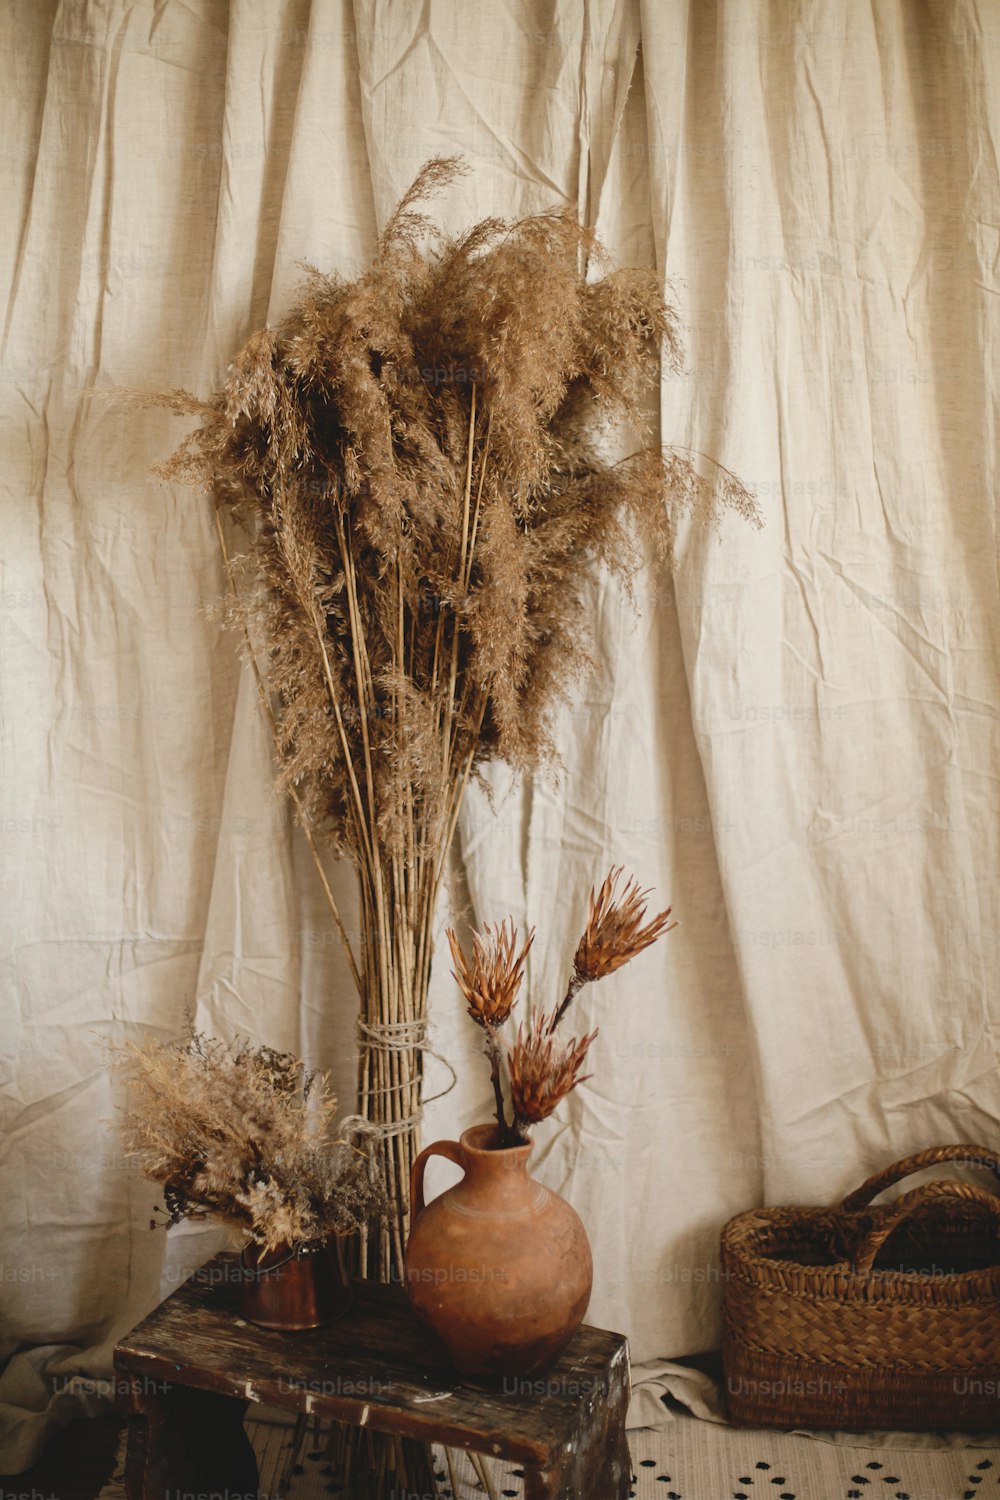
[721,1145,1000,1431]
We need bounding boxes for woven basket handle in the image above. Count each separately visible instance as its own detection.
[842,1144,1000,1212]
[853,1180,1000,1274]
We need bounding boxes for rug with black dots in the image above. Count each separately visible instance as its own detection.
[242,1414,1000,1500]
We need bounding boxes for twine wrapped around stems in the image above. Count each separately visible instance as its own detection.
[349,1019,457,1125]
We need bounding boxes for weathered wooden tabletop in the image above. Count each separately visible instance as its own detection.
[114,1251,631,1471]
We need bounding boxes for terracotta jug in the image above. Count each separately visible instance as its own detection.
[403,1122,593,1380]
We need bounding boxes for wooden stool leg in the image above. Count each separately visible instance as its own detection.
[120,1379,259,1500]
[523,1346,632,1500]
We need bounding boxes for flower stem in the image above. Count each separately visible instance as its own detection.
[484,1030,511,1146]
[547,972,585,1035]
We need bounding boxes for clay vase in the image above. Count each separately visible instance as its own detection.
[403,1122,593,1380]
[239,1237,352,1330]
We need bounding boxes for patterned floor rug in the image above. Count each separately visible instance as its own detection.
[96,1412,1000,1500]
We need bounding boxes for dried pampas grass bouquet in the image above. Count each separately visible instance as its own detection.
[151,155,758,1281]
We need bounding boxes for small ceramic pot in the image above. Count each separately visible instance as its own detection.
[403,1122,593,1380]
[239,1238,352,1330]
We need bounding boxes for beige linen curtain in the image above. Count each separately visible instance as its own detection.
[2,0,998,1469]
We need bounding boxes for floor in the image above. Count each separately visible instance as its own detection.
[3,1411,999,1500]
[0,1414,124,1500]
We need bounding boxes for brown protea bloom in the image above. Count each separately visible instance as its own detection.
[547,866,677,1033]
[446,920,534,1030]
[507,1017,598,1127]
[576,865,677,980]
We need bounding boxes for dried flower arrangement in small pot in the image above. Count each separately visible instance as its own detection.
[115,1028,386,1329]
[403,867,676,1378]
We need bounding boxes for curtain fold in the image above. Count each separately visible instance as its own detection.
[1,0,997,1470]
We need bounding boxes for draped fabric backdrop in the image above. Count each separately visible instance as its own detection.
[2,0,998,1470]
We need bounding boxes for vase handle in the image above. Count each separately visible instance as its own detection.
[410,1139,465,1220]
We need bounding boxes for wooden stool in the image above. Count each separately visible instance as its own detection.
[114,1251,632,1500]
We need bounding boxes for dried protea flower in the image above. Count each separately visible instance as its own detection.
[506,1017,598,1129]
[575,865,677,982]
[544,866,677,1035]
[446,920,534,1030]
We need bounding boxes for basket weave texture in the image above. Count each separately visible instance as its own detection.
[721,1145,1000,1431]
